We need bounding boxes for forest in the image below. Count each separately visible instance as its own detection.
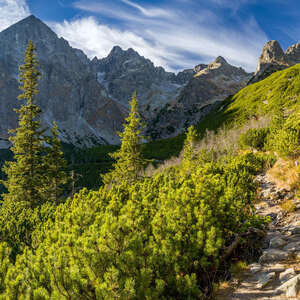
[0,41,298,299]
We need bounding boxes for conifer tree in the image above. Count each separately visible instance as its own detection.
[43,122,67,203]
[102,92,145,185]
[182,125,198,171]
[1,40,45,207]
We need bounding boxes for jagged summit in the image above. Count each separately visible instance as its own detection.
[258,40,284,66]
[0,14,54,36]
[249,39,300,84]
[109,45,123,55]
[107,45,141,60]
[214,56,228,65]
[0,15,126,147]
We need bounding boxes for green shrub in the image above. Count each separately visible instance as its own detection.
[239,128,270,150]
[267,113,300,158]
[0,151,266,299]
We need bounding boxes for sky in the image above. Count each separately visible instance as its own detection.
[0,0,299,73]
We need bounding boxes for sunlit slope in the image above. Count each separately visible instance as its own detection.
[212,63,300,127]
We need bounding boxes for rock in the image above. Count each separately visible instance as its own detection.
[259,249,289,263]
[279,268,296,284]
[277,274,300,297]
[285,42,300,65]
[264,263,286,273]
[287,234,300,243]
[283,241,300,253]
[286,284,299,298]
[291,227,300,235]
[249,40,300,84]
[269,236,288,248]
[249,263,262,274]
[256,272,276,289]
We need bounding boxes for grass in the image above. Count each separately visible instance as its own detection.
[267,157,300,190]
[230,261,249,279]
[281,200,296,213]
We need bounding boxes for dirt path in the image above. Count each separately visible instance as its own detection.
[219,174,300,299]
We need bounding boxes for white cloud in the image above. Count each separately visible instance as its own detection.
[52,17,174,68]
[53,0,268,72]
[120,0,173,18]
[0,0,30,32]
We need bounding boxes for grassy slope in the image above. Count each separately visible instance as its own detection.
[1,64,300,191]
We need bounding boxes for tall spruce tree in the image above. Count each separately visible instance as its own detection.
[102,92,145,185]
[1,40,45,207]
[43,122,67,203]
[182,125,198,171]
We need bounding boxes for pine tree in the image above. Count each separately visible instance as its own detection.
[43,122,67,203]
[102,92,145,185]
[1,40,45,207]
[182,125,198,171]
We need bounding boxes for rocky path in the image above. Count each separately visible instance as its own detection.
[221,174,300,299]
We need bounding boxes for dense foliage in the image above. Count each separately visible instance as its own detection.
[0,150,267,299]
[239,128,270,150]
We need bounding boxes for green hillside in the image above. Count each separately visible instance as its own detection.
[197,63,300,131]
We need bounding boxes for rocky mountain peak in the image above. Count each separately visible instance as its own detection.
[0,15,126,147]
[285,42,300,64]
[194,55,248,78]
[258,40,284,66]
[213,56,228,65]
[249,40,300,84]
[0,14,56,41]
[107,45,140,60]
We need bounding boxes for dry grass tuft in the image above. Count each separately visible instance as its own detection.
[281,199,296,213]
[147,117,271,176]
[267,157,300,190]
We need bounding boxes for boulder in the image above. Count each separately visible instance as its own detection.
[259,249,289,263]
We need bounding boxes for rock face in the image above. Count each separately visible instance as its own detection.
[0,15,252,147]
[147,56,252,139]
[0,15,127,147]
[249,40,300,84]
[91,46,185,113]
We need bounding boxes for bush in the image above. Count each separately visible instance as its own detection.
[270,113,300,158]
[0,152,266,299]
[239,128,270,150]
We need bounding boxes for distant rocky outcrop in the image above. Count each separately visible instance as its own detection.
[147,56,252,139]
[249,40,300,84]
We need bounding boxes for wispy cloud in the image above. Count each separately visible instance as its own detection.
[120,0,173,18]
[53,0,268,72]
[0,0,30,32]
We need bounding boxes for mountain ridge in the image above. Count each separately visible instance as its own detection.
[0,15,252,147]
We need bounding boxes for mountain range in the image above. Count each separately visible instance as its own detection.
[0,15,299,148]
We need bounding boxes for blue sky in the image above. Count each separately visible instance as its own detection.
[0,0,300,72]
